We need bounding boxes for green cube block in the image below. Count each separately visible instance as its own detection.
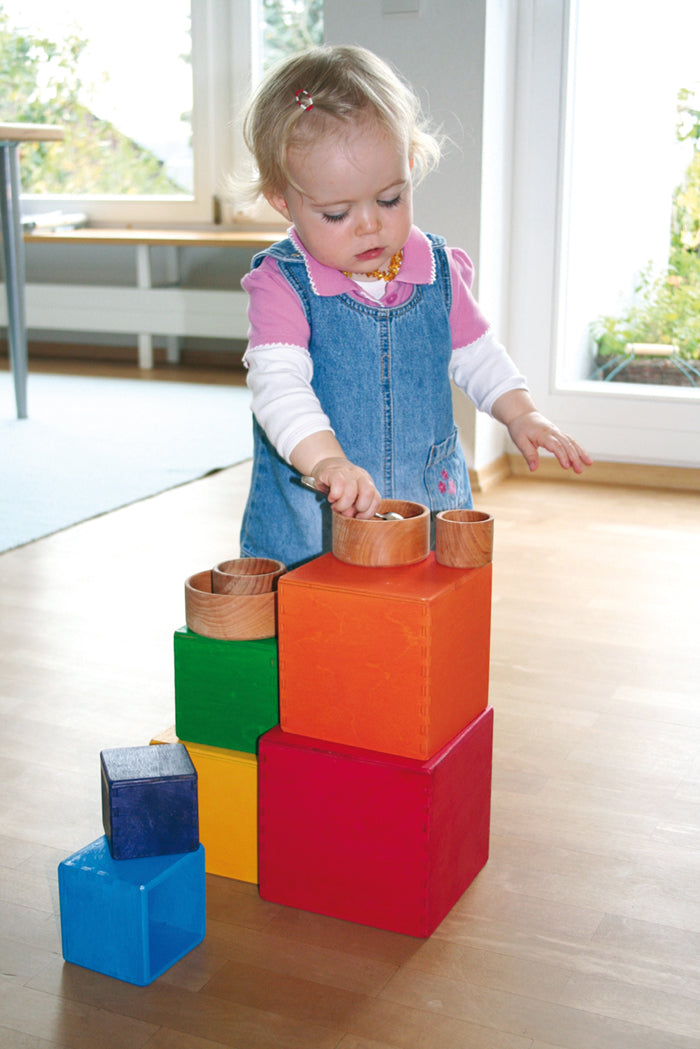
[174,627,279,754]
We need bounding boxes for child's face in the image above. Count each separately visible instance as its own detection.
[267,118,413,276]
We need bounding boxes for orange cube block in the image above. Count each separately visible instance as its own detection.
[278,552,492,760]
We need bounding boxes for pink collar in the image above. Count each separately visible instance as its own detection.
[288,225,437,297]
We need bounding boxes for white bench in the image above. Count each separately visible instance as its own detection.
[2,227,284,370]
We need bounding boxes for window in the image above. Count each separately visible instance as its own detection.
[2,0,209,221]
[558,0,700,391]
[509,0,699,468]
[1,0,194,196]
[258,0,324,73]
[4,0,323,225]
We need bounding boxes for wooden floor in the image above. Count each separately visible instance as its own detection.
[1,374,699,1047]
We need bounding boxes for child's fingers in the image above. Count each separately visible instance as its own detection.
[545,432,591,473]
[534,430,592,473]
[512,424,591,474]
[353,480,382,518]
[324,468,380,517]
[338,479,381,518]
[512,432,540,472]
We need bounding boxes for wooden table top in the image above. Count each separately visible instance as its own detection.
[0,123,64,143]
[24,227,286,248]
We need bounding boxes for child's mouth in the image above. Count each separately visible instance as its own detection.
[355,247,384,263]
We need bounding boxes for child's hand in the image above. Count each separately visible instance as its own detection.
[311,456,382,518]
[507,410,593,474]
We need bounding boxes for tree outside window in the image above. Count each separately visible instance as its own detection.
[261,0,323,72]
[0,2,193,196]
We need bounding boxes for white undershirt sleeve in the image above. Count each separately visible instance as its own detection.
[243,342,334,463]
[449,330,529,415]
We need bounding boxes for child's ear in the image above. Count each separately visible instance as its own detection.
[266,194,292,221]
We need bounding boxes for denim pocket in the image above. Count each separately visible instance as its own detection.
[424,427,471,511]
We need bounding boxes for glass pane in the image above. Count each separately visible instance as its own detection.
[258,0,324,75]
[1,1,193,196]
[559,0,700,389]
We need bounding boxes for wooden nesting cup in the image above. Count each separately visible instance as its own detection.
[212,557,286,595]
[332,500,430,567]
[435,509,494,568]
[185,570,277,640]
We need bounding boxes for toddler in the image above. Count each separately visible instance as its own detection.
[238,45,591,567]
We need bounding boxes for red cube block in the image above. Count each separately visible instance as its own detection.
[258,707,493,937]
[278,552,492,760]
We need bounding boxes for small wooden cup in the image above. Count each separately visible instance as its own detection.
[332,500,430,567]
[185,570,277,640]
[435,509,494,568]
[212,557,286,595]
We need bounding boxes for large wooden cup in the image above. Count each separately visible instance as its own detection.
[185,570,277,640]
[332,500,430,567]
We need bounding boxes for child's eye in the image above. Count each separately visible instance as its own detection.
[378,195,402,209]
[322,211,348,224]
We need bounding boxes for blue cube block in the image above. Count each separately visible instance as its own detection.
[58,836,206,985]
[101,743,198,859]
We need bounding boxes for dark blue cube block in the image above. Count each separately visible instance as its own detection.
[58,836,206,985]
[101,743,198,860]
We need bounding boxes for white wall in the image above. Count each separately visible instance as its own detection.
[473,0,518,469]
[326,0,487,256]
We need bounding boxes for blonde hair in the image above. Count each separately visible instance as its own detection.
[242,45,442,201]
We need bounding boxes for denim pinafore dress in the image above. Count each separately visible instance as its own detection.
[239,233,473,568]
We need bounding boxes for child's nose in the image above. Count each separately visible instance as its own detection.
[355,206,381,234]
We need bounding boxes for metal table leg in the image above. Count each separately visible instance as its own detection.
[0,141,29,419]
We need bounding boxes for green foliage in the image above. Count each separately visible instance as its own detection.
[0,6,187,195]
[261,0,323,71]
[592,86,700,366]
[677,86,700,147]
[671,145,700,254]
[591,257,700,361]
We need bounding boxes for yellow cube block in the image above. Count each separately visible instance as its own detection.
[151,727,258,884]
